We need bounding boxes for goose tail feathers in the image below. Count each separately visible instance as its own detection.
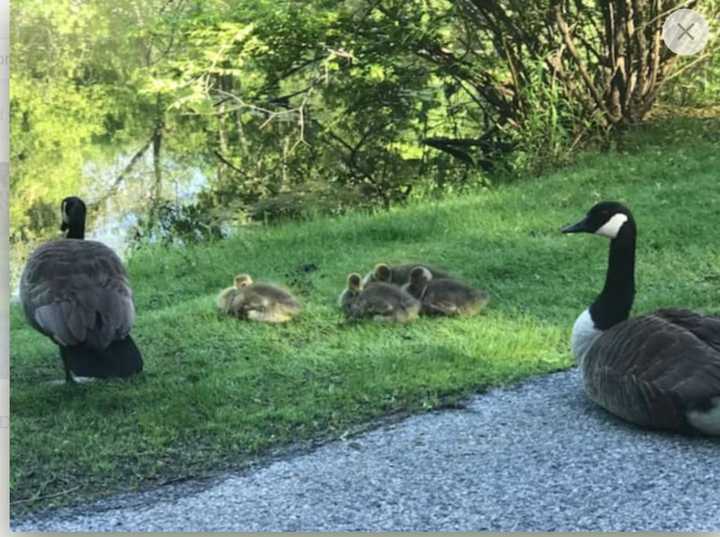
[60,336,143,380]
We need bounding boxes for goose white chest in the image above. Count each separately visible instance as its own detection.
[571,309,603,367]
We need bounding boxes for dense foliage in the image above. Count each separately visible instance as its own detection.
[10,0,720,241]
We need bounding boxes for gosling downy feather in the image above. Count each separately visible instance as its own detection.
[20,196,143,382]
[361,263,449,288]
[338,273,363,317]
[217,274,301,323]
[404,266,490,316]
[346,279,420,324]
[563,201,720,435]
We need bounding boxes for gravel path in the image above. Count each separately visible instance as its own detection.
[13,368,720,532]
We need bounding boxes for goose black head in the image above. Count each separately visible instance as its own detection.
[561,201,634,240]
[60,196,87,239]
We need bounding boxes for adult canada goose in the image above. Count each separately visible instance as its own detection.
[217,274,301,323]
[562,201,720,435]
[342,273,420,323]
[361,263,450,288]
[20,196,143,383]
[403,266,490,316]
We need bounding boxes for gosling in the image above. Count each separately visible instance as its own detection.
[341,272,420,323]
[362,262,450,288]
[338,273,363,317]
[217,274,301,323]
[403,266,489,317]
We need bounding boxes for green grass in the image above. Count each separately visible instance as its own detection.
[9,114,720,514]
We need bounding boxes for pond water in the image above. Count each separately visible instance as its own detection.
[10,150,210,301]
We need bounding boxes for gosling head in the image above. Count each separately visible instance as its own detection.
[404,266,432,298]
[234,274,254,288]
[409,266,432,286]
[561,201,634,240]
[340,273,363,302]
[340,273,364,317]
[347,273,362,292]
[373,263,392,283]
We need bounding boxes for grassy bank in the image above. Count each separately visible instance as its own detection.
[10,114,720,514]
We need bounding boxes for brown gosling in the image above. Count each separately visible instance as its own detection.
[361,262,450,288]
[217,274,301,323]
[344,276,420,324]
[338,273,364,317]
[403,266,489,317]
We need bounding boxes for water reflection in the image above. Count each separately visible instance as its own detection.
[10,151,209,300]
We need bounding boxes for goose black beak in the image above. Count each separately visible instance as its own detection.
[561,216,591,234]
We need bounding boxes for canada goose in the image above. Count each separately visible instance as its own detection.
[404,266,490,316]
[20,196,143,383]
[343,275,420,324]
[338,273,363,316]
[217,274,301,323]
[361,263,450,288]
[562,201,720,435]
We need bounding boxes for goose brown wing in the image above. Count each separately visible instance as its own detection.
[654,308,720,353]
[652,309,720,412]
[583,311,720,431]
[20,239,135,350]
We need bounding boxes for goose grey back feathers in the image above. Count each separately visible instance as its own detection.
[20,196,143,382]
[21,239,135,350]
[583,309,720,433]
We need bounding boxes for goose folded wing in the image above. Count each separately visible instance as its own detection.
[654,308,720,354]
[584,313,720,429]
[651,309,720,406]
[28,272,135,350]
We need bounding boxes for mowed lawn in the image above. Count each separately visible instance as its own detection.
[9,114,720,513]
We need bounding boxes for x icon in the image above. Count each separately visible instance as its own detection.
[676,22,696,40]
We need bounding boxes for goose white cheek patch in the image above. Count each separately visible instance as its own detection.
[595,213,628,239]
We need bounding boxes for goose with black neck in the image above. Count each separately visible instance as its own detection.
[20,196,144,383]
[562,201,720,436]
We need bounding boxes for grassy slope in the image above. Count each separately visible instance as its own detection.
[9,115,720,513]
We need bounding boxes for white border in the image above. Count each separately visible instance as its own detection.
[0,0,9,533]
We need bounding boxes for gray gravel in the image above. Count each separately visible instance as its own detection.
[13,368,720,532]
